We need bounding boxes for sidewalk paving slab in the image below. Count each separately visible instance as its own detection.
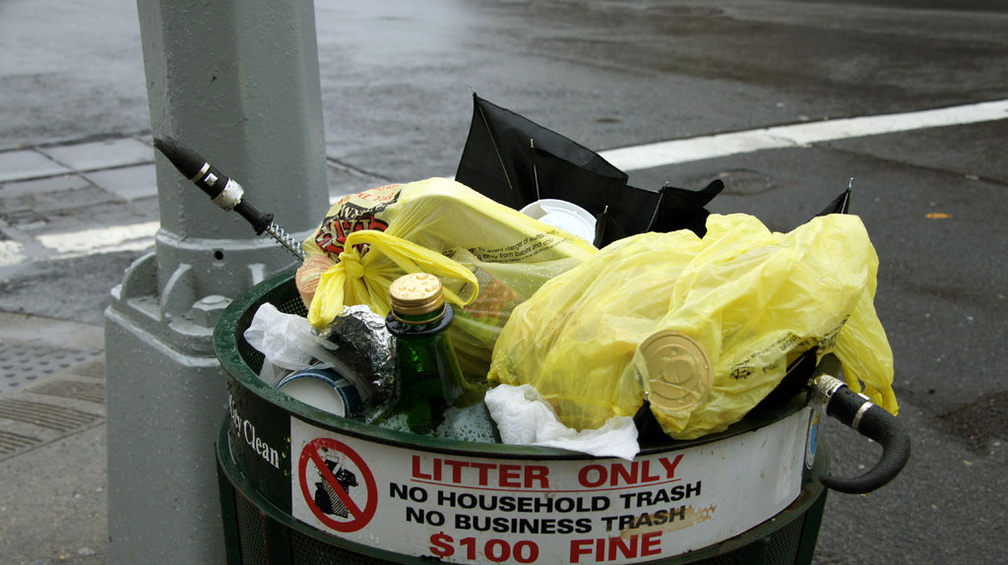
[38,138,153,173]
[0,150,73,183]
[82,163,157,201]
[0,173,93,198]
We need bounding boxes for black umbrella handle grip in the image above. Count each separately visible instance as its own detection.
[813,375,911,494]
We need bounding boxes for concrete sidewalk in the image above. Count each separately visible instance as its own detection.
[0,137,153,564]
[0,312,108,565]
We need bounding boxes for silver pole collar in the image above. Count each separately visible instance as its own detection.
[811,374,847,409]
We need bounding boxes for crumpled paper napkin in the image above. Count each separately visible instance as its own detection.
[484,383,639,460]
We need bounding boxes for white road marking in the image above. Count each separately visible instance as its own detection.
[37,221,160,259]
[600,99,1008,171]
[0,240,26,267]
[25,99,1008,261]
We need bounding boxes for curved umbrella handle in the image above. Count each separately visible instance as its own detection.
[812,375,911,494]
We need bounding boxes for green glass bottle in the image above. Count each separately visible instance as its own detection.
[385,273,480,435]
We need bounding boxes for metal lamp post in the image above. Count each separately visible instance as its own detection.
[105,0,328,561]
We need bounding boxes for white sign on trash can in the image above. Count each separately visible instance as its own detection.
[290,408,812,564]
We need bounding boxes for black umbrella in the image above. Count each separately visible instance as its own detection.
[530,146,723,245]
[815,180,852,218]
[455,93,722,246]
[456,93,627,209]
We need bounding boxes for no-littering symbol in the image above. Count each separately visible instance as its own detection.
[298,437,378,532]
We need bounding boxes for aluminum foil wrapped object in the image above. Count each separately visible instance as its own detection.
[315,304,396,415]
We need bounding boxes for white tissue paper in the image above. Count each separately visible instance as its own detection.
[244,303,335,386]
[484,383,639,460]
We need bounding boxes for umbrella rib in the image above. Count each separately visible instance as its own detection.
[476,100,515,193]
[646,186,666,231]
[530,138,541,201]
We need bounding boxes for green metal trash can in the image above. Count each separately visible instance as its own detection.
[214,268,829,565]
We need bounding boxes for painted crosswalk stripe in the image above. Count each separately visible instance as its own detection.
[37,221,161,259]
[600,99,1008,171]
[0,241,26,267]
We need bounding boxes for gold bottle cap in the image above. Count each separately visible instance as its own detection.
[389,273,445,318]
[637,331,713,414]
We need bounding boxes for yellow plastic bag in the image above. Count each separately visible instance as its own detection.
[296,178,597,378]
[489,213,897,439]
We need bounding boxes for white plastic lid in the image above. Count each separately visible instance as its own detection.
[520,199,597,244]
[278,370,349,416]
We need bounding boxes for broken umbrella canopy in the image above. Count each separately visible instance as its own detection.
[455,93,723,247]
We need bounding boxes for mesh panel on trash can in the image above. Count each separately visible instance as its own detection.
[289,530,393,565]
[655,509,805,565]
[230,482,399,565]
[698,554,741,565]
[236,491,268,565]
[766,514,804,564]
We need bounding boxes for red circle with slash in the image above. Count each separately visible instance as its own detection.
[298,437,378,532]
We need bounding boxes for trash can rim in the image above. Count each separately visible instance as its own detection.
[213,268,809,458]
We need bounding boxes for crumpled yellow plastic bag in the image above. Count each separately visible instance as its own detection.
[489,213,897,439]
[297,178,597,378]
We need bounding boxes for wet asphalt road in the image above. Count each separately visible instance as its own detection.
[1,0,1006,563]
